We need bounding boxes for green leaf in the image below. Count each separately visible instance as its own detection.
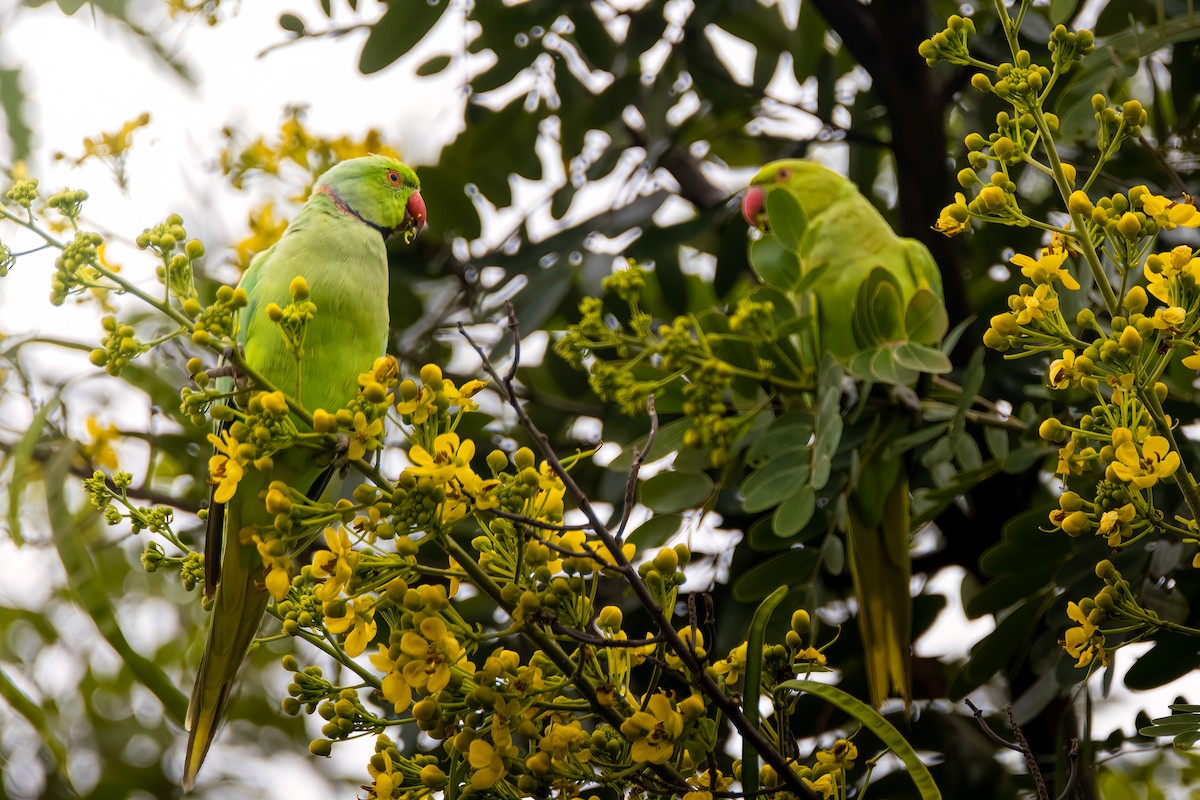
[793,262,830,296]
[741,450,810,513]
[892,342,953,375]
[749,234,802,290]
[868,276,906,343]
[627,513,683,549]
[822,532,845,575]
[732,549,819,602]
[743,585,790,799]
[776,680,942,799]
[904,287,949,345]
[359,0,449,74]
[608,418,693,472]
[640,470,713,513]
[764,188,807,252]
[7,394,61,546]
[279,13,306,34]
[773,490,816,537]
[0,666,73,788]
[416,55,453,76]
[949,594,1048,699]
[0,68,32,161]
[746,412,812,467]
[45,449,188,724]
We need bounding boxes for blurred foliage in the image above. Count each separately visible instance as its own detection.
[1,0,1200,798]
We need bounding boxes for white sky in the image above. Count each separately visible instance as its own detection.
[2,0,1199,796]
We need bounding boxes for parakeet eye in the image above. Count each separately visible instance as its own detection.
[387,170,401,185]
[776,167,792,181]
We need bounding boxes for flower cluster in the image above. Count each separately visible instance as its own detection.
[928,7,1200,672]
[53,113,150,188]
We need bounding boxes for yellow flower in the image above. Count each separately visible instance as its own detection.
[442,378,487,412]
[400,615,464,694]
[1048,349,1078,389]
[207,430,247,504]
[348,411,384,461]
[1144,245,1200,304]
[804,773,836,799]
[1097,503,1136,547]
[539,720,591,765]
[1111,435,1180,488]
[311,526,358,601]
[396,382,436,423]
[815,738,858,772]
[358,355,400,390]
[1061,601,1109,668]
[251,533,292,601]
[1014,284,1059,325]
[1012,250,1080,290]
[1151,306,1186,331]
[711,642,748,684]
[468,739,506,790]
[1140,191,1200,230]
[407,433,474,484]
[83,416,120,469]
[325,597,376,657]
[795,646,828,667]
[620,692,682,764]
[933,193,970,236]
[369,644,414,713]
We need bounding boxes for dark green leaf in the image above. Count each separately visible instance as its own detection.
[764,188,807,252]
[640,470,713,513]
[416,55,453,77]
[732,549,819,602]
[360,0,449,74]
[741,450,810,513]
[279,13,305,34]
[749,234,802,291]
[627,513,683,549]
[773,490,816,537]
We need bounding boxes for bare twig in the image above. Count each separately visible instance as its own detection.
[615,395,658,542]
[1056,738,1079,800]
[551,624,666,648]
[964,699,1024,752]
[458,303,820,800]
[1007,705,1048,800]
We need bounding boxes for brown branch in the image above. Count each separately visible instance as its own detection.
[615,395,657,542]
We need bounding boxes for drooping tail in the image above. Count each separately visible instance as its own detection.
[183,522,269,790]
[847,474,913,710]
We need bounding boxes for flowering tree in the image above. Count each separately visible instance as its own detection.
[2,1,1200,799]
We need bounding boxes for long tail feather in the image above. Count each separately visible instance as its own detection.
[183,514,269,790]
[847,475,912,710]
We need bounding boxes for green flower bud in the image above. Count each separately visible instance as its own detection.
[309,739,332,757]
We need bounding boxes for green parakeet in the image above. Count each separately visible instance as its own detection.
[183,156,426,789]
[742,159,947,709]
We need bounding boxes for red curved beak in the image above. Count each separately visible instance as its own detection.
[742,186,767,228]
[406,191,427,235]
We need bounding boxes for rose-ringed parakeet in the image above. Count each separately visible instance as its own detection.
[742,159,947,709]
[184,156,426,789]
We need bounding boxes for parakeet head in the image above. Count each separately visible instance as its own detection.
[742,159,845,230]
[314,155,427,239]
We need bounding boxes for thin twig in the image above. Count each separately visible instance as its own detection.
[1055,738,1079,800]
[551,624,666,648]
[1007,705,1048,800]
[964,699,1024,752]
[615,395,658,542]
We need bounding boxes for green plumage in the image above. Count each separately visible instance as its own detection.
[184,156,424,789]
[745,159,946,710]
